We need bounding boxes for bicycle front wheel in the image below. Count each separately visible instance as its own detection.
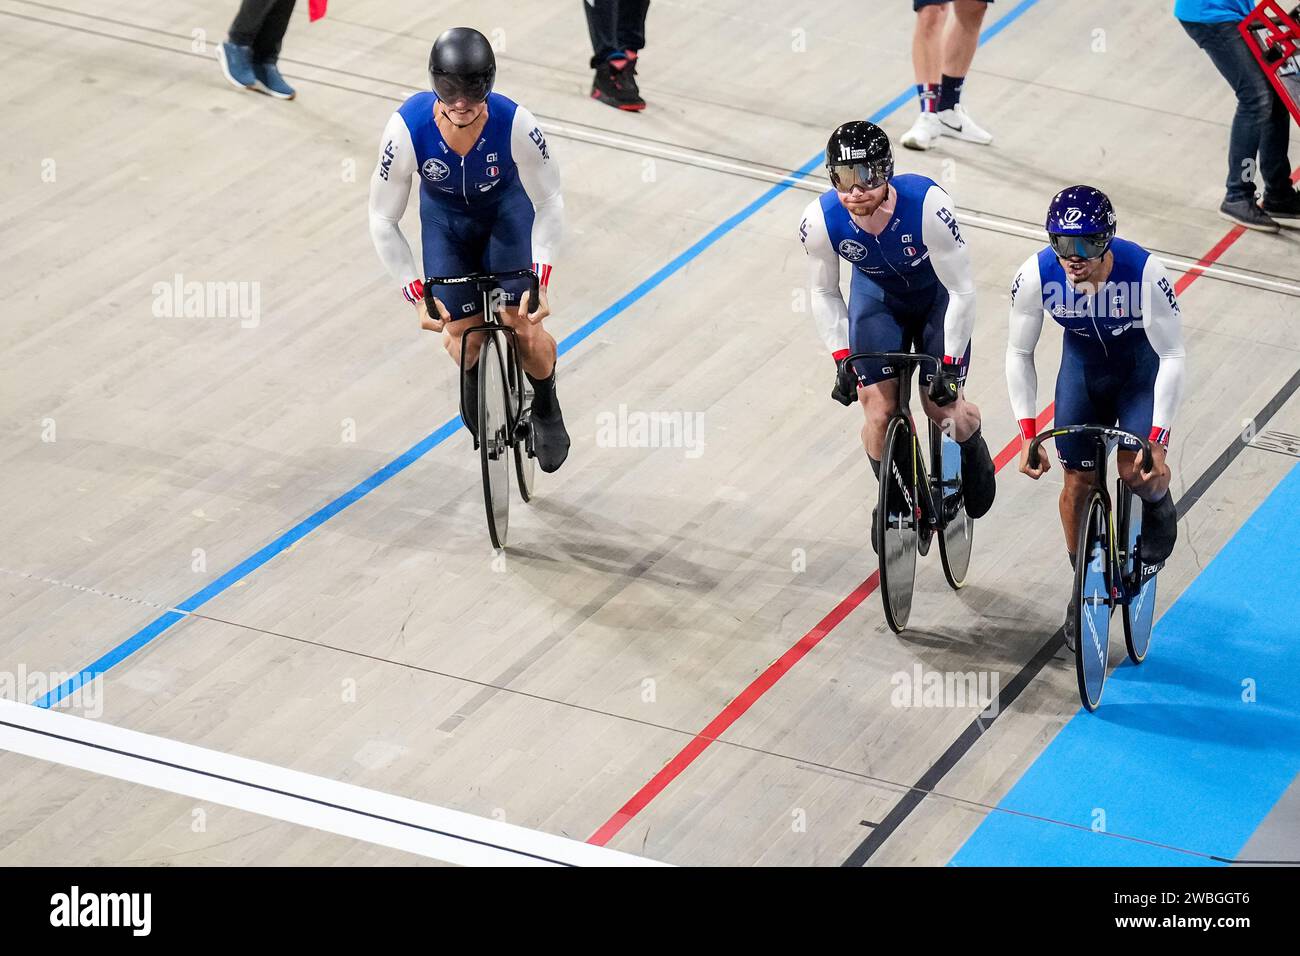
[479,332,511,549]
[878,416,919,633]
[1074,490,1113,711]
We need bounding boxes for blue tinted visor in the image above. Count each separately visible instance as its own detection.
[1048,232,1111,260]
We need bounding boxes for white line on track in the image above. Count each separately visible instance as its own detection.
[0,699,665,867]
[10,3,1293,297]
[543,120,1300,297]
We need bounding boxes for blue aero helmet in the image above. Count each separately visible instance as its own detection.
[1045,185,1116,260]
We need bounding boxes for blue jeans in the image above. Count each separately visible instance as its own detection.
[1180,19,1293,203]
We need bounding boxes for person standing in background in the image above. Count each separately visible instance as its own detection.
[585,0,650,111]
[1176,0,1300,231]
[217,0,300,100]
[900,0,995,151]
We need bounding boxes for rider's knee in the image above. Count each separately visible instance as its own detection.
[916,4,946,33]
[1061,466,1098,497]
[862,395,892,432]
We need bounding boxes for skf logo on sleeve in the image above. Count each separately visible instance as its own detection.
[379,140,395,181]
[1010,271,1023,305]
[798,218,809,248]
[529,127,550,160]
[1157,275,1180,314]
[935,207,964,246]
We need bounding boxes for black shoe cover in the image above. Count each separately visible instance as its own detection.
[960,431,997,519]
[461,367,479,437]
[1140,492,1177,564]
[531,408,570,473]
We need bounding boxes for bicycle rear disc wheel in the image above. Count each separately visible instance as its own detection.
[878,417,918,633]
[479,333,511,549]
[1120,483,1157,663]
[1075,490,1112,711]
[933,424,974,589]
[512,366,535,503]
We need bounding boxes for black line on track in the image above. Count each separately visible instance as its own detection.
[1219,857,1300,865]
[842,362,1300,867]
[0,717,575,865]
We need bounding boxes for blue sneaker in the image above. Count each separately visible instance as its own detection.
[253,61,296,100]
[216,41,256,89]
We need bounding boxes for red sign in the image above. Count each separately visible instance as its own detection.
[1240,2,1300,127]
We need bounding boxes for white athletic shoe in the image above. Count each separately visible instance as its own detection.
[900,111,943,151]
[937,104,993,145]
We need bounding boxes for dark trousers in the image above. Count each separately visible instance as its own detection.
[584,0,650,67]
[229,0,297,62]
[1181,19,1293,203]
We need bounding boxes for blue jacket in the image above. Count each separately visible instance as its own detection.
[1174,0,1254,24]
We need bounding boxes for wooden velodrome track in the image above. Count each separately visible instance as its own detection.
[1,0,1298,865]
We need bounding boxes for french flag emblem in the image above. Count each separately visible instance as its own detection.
[487,165,500,177]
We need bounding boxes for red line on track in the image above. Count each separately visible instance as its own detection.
[587,215,1260,848]
[1175,226,1245,293]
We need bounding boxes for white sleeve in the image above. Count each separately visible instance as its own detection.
[921,185,977,360]
[1139,256,1187,438]
[799,199,849,358]
[1005,254,1046,426]
[368,111,422,294]
[511,105,564,281]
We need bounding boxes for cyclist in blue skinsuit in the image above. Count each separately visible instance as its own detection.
[1006,186,1185,649]
[368,27,569,472]
[800,121,997,547]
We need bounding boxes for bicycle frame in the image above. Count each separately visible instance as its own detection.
[842,349,944,534]
[424,269,539,445]
[1027,424,1154,605]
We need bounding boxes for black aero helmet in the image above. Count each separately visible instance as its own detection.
[825,121,894,192]
[429,27,496,104]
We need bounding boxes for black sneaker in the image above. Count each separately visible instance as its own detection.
[591,62,625,110]
[614,53,646,110]
[1219,197,1280,233]
[959,431,996,519]
[1261,187,1300,229]
[591,59,645,111]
